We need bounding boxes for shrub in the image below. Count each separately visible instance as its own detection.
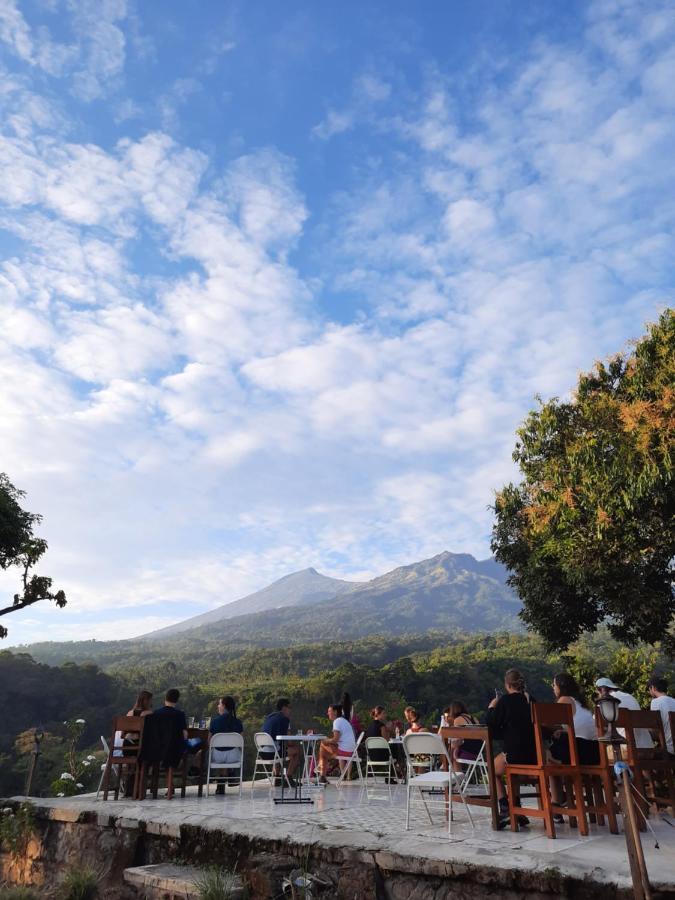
[55,865,101,900]
[194,867,243,900]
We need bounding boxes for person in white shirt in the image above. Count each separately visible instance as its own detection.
[648,675,675,756]
[317,703,356,784]
[595,677,653,749]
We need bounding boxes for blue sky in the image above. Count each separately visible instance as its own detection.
[1,0,674,645]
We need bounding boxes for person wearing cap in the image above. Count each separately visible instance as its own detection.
[595,677,653,749]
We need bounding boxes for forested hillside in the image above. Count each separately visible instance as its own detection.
[1,629,669,799]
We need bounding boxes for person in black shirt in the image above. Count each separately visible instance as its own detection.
[365,706,390,760]
[485,668,536,822]
[209,695,244,794]
[154,688,188,739]
[262,698,300,785]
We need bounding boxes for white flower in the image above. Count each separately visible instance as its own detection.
[63,721,67,725]
[75,719,85,725]
[86,755,96,761]
[60,773,74,781]
[2,808,13,815]
[76,783,83,789]
[81,760,91,767]
[57,793,64,797]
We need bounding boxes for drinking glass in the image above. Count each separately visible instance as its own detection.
[187,716,195,729]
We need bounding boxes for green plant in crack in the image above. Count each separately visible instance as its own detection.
[0,804,35,857]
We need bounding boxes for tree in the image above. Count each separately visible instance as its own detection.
[0,474,66,639]
[491,309,675,652]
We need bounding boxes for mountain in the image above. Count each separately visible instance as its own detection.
[144,568,361,639]
[15,551,522,668]
[164,550,521,644]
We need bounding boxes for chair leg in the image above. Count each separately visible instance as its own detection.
[539,773,556,840]
[102,760,113,801]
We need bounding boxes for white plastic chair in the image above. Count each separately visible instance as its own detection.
[365,736,398,784]
[251,732,289,792]
[403,733,474,834]
[336,731,365,787]
[206,733,244,798]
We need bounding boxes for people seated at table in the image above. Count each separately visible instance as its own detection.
[317,703,356,784]
[595,677,653,748]
[648,675,675,756]
[209,695,244,794]
[365,706,391,763]
[403,706,426,734]
[485,668,536,824]
[444,701,483,773]
[262,698,300,786]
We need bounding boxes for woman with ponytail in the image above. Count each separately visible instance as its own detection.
[485,668,537,824]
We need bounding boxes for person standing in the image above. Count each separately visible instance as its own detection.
[648,676,675,756]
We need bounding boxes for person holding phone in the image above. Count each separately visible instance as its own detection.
[486,669,536,826]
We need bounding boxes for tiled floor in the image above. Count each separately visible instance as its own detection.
[19,779,675,891]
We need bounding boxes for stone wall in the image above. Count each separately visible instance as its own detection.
[1,800,668,899]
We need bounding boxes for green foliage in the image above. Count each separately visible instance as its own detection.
[50,719,98,798]
[492,309,675,650]
[0,653,126,797]
[0,473,66,640]
[0,887,41,900]
[194,866,243,900]
[55,865,101,900]
[0,803,35,857]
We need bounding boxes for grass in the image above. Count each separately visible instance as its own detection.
[0,888,43,900]
[55,865,101,900]
[194,866,243,900]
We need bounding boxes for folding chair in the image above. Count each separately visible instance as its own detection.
[403,733,474,834]
[251,732,290,792]
[336,732,365,787]
[102,716,144,800]
[456,742,489,795]
[206,733,244,798]
[96,736,117,800]
[365,736,398,784]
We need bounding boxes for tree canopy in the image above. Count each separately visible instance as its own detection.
[492,309,675,652]
[0,474,66,639]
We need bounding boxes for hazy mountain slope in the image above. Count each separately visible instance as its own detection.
[144,567,361,639]
[179,551,521,643]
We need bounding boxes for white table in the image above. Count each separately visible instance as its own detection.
[275,734,327,804]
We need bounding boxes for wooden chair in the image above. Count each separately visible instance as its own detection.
[136,714,188,800]
[505,702,618,838]
[102,715,145,800]
[618,708,675,819]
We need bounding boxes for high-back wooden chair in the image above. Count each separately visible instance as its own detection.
[618,708,675,818]
[506,702,618,838]
[102,715,145,800]
[137,713,188,800]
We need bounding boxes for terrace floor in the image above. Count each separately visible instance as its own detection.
[16,779,675,896]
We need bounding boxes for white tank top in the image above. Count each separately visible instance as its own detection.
[570,698,597,741]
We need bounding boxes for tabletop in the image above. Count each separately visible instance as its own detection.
[276,734,327,742]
